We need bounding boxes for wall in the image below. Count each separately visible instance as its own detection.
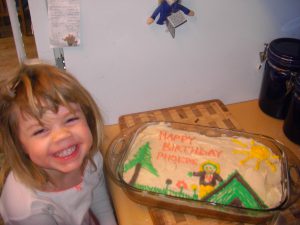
[29,0,300,124]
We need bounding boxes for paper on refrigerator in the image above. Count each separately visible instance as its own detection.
[48,0,80,48]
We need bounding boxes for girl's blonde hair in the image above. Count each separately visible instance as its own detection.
[0,63,104,190]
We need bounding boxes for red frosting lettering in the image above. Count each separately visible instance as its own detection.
[159,130,195,144]
[156,152,197,165]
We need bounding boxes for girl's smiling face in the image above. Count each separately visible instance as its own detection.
[17,103,93,178]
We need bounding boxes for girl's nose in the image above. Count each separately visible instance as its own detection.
[51,127,72,142]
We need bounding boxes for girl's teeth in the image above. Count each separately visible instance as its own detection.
[55,146,76,157]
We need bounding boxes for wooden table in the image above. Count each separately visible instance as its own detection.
[102,99,300,225]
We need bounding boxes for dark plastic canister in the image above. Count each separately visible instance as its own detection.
[283,76,300,145]
[259,38,300,119]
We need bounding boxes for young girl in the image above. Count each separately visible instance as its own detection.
[0,63,117,225]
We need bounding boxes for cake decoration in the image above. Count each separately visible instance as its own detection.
[121,123,283,210]
[232,139,279,172]
[123,142,159,185]
[203,171,268,209]
[189,161,223,198]
[176,180,188,195]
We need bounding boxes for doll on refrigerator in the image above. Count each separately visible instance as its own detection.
[147,0,194,25]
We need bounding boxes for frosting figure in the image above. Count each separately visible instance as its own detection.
[147,0,194,25]
[190,161,223,198]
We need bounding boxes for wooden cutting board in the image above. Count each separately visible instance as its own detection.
[119,99,241,130]
[118,99,300,225]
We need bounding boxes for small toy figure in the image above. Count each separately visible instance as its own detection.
[147,0,194,25]
[188,161,223,198]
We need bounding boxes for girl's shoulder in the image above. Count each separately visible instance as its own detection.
[0,172,39,220]
[92,151,103,165]
[85,151,103,174]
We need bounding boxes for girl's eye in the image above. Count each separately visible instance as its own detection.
[66,116,79,124]
[32,128,46,136]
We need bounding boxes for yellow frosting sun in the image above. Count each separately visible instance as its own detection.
[232,139,279,172]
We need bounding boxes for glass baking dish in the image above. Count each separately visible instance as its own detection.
[105,122,300,223]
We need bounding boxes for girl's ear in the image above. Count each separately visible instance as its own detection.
[16,134,29,154]
[21,144,29,154]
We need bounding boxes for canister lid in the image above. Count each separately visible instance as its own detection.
[268,38,300,69]
[295,75,300,88]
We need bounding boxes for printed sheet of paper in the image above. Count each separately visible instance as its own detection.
[48,0,80,48]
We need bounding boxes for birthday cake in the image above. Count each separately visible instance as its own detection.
[121,123,284,210]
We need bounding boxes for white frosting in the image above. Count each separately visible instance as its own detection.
[122,123,283,209]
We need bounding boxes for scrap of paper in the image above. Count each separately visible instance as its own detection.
[48,0,80,48]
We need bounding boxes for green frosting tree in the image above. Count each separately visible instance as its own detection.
[124,142,159,185]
